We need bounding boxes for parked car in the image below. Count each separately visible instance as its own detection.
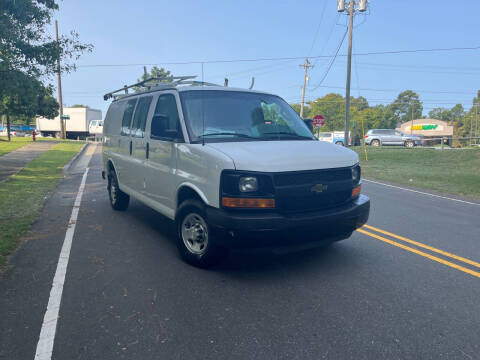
[102,77,370,267]
[364,129,422,147]
[89,119,104,136]
[0,128,25,137]
[317,132,333,143]
[317,131,351,146]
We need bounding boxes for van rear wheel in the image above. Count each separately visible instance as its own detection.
[176,200,228,268]
[108,169,130,211]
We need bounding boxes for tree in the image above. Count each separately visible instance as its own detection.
[134,66,173,92]
[0,0,93,77]
[390,90,423,124]
[0,1,92,140]
[0,69,58,140]
[290,103,311,118]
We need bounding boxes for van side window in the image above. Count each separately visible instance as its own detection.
[121,99,137,136]
[104,100,124,135]
[150,94,183,141]
[131,96,153,138]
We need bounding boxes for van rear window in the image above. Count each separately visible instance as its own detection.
[121,99,137,136]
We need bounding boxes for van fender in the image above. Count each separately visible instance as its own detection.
[105,158,122,185]
[175,183,210,209]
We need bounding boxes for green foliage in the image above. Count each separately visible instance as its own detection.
[290,103,311,118]
[0,0,91,138]
[133,66,173,92]
[290,89,480,142]
[0,0,93,77]
[0,69,59,120]
[390,90,423,123]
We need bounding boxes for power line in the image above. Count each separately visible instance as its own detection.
[308,0,328,57]
[310,27,348,92]
[75,45,480,68]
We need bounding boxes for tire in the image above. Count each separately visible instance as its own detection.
[176,199,228,268]
[107,168,130,211]
[405,140,414,148]
[335,141,344,146]
[371,139,380,147]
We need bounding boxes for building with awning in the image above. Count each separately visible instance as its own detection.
[396,118,453,138]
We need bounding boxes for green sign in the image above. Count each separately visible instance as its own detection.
[61,114,70,120]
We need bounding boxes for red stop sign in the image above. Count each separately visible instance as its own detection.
[312,115,325,127]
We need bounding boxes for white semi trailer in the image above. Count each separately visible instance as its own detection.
[36,107,102,139]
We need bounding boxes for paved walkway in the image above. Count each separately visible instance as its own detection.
[0,142,56,182]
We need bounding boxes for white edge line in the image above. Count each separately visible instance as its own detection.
[34,167,89,360]
[363,178,480,206]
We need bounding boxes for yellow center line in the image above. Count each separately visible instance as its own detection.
[363,224,480,269]
[357,228,480,279]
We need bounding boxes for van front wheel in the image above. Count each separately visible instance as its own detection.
[176,200,227,268]
[107,169,130,211]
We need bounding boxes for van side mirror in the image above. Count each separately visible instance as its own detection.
[151,114,183,141]
[303,119,314,134]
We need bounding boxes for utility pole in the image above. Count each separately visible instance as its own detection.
[55,20,65,139]
[475,103,478,144]
[338,0,367,146]
[299,58,314,119]
[344,1,354,146]
[410,100,414,135]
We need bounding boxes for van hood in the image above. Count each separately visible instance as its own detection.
[207,140,358,172]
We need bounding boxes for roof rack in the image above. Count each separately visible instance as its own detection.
[103,75,223,101]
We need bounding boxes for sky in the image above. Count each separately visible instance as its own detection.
[50,0,480,118]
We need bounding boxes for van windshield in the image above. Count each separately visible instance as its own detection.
[179,90,315,143]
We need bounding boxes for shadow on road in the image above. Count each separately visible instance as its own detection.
[119,198,362,280]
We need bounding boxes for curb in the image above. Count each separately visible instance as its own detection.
[63,143,88,174]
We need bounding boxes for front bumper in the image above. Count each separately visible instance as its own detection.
[206,194,370,248]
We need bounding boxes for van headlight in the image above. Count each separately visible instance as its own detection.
[239,176,258,192]
[352,164,361,184]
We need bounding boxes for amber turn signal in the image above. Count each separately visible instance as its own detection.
[352,184,362,198]
[222,197,275,208]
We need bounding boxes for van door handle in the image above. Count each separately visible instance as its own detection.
[146,142,149,159]
[129,140,132,155]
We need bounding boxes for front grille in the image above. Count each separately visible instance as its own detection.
[273,168,353,213]
[274,168,352,186]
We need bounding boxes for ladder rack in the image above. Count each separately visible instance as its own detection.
[103,75,222,101]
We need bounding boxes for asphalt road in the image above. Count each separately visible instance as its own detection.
[1,145,480,359]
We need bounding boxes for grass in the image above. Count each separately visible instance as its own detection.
[0,142,83,267]
[0,136,84,157]
[353,146,480,199]
[0,137,31,156]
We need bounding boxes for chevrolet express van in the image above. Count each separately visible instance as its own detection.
[102,77,370,267]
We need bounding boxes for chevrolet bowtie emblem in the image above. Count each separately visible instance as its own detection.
[311,184,328,193]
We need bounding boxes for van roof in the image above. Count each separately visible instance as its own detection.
[111,85,276,102]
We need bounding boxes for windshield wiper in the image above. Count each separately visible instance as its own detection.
[262,132,314,140]
[198,132,257,139]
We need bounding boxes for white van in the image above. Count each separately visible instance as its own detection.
[102,77,370,267]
